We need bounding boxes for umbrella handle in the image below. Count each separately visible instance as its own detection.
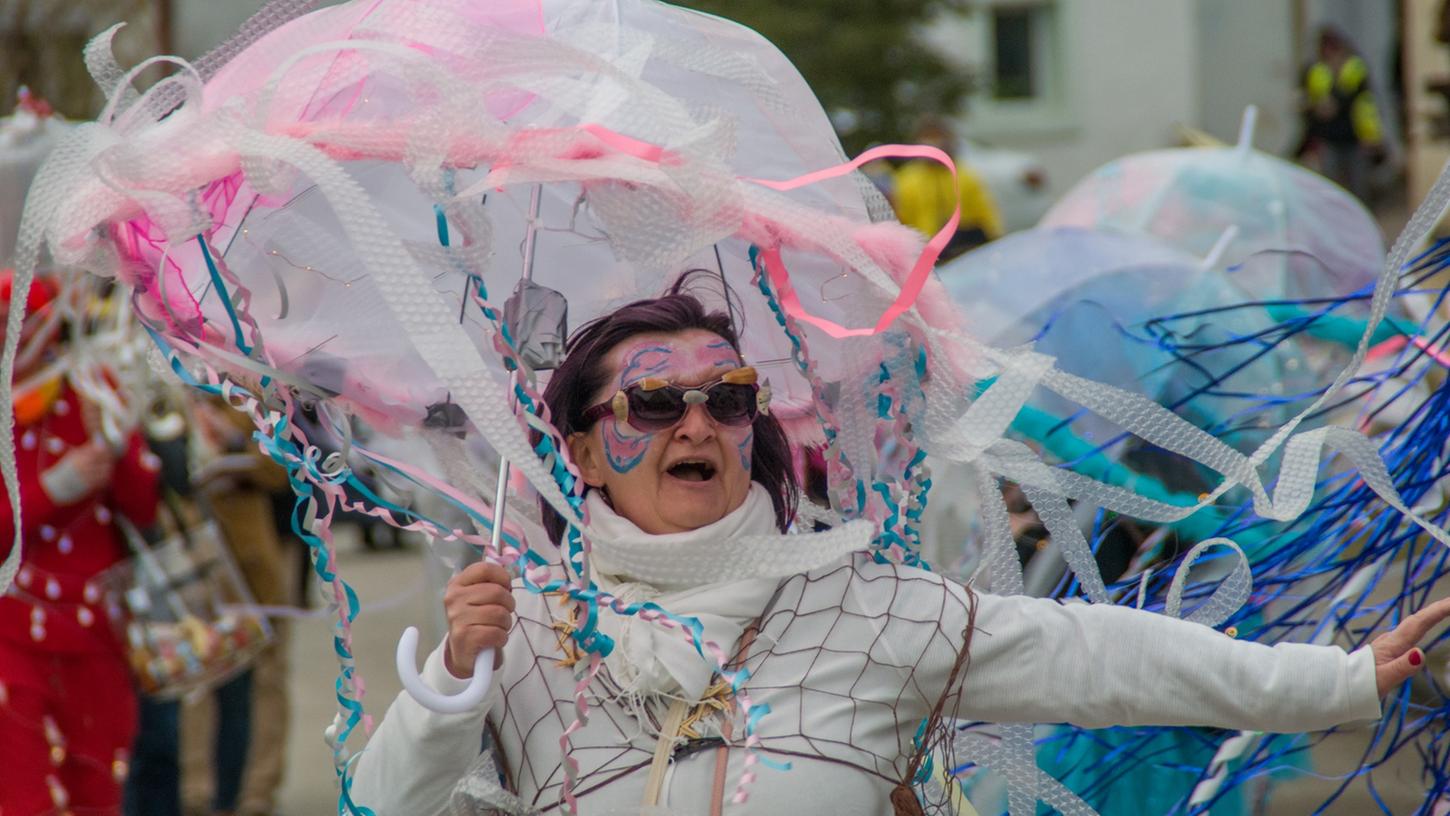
[395,625,493,714]
[397,427,510,713]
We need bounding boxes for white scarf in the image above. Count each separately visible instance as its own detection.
[583,484,871,701]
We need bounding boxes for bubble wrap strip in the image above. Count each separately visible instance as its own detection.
[953,726,1097,816]
[1163,539,1252,628]
[0,117,101,594]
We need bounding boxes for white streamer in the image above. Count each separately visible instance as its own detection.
[1163,538,1252,628]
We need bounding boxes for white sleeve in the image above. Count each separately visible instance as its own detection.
[953,591,1383,732]
[349,638,501,816]
[40,458,92,505]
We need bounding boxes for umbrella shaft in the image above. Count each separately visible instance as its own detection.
[521,185,542,283]
[489,455,509,556]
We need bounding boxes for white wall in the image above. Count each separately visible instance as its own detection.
[1401,0,1447,205]
[170,0,269,60]
[1039,0,1198,190]
[1194,1,1298,153]
[925,0,1201,198]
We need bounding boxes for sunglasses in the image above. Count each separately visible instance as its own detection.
[582,366,770,433]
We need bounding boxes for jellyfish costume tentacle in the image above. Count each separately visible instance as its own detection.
[8,0,1450,814]
[937,120,1450,809]
[1013,243,1450,812]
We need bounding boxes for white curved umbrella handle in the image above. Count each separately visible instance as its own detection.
[395,626,493,714]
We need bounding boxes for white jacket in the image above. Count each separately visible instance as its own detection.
[352,494,1380,815]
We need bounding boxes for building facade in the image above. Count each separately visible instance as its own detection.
[922,0,1400,201]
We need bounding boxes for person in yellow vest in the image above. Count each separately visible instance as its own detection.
[892,115,1004,260]
[1299,26,1384,202]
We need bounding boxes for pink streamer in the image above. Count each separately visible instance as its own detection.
[1367,334,1450,368]
[748,143,959,338]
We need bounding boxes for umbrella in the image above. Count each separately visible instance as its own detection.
[924,227,1316,576]
[1041,110,1385,303]
[941,226,1313,450]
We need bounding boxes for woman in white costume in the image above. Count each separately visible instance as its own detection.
[352,279,1450,816]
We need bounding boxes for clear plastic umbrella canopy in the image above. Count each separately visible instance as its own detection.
[1041,122,1385,303]
[938,226,1313,477]
[37,0,970,465]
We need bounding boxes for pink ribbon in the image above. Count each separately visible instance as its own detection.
[1367,334,1450,368]
[748,143,958,338]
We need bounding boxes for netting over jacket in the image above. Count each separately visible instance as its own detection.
[474,557,974,814]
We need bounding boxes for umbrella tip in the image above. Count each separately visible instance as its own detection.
[1236,106,1259,155]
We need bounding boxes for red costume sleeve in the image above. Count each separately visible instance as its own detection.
[0,463,76,560]
[106,431,161,530]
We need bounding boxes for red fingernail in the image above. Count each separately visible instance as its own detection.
[1409,649,1423,667]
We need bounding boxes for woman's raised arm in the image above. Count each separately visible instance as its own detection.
[936,583,1450,733]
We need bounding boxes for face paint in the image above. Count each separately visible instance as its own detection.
[604,417,650,473]
[603,342,674,473]
[619,345,673,386]
[704,338,740,370]
[737,427,754,472]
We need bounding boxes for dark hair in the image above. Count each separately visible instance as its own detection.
[1318,26,1350,55]
[539,273,798,543]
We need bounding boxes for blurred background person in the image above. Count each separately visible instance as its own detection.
[0,270,161,816]
[892,114,1004,260]
[124,391,295,816]
[185,395,293,816]
[1298,25,1385,202]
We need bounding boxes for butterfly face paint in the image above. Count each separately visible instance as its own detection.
[602,345,672,474]
[737,428,754,472]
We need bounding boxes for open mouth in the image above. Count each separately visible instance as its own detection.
[666,460,717,482]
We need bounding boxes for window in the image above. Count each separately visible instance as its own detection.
[923,0,1070,136]
[992,7,1037,99]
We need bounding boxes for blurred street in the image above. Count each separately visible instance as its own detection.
[274,534,429,816]
[177,527,434,816]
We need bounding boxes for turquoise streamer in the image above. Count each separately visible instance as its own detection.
[196,236,252,356]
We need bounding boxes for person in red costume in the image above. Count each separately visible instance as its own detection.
[0,271,161,815]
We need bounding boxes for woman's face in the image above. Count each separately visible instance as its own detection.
[569,329,756,535]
